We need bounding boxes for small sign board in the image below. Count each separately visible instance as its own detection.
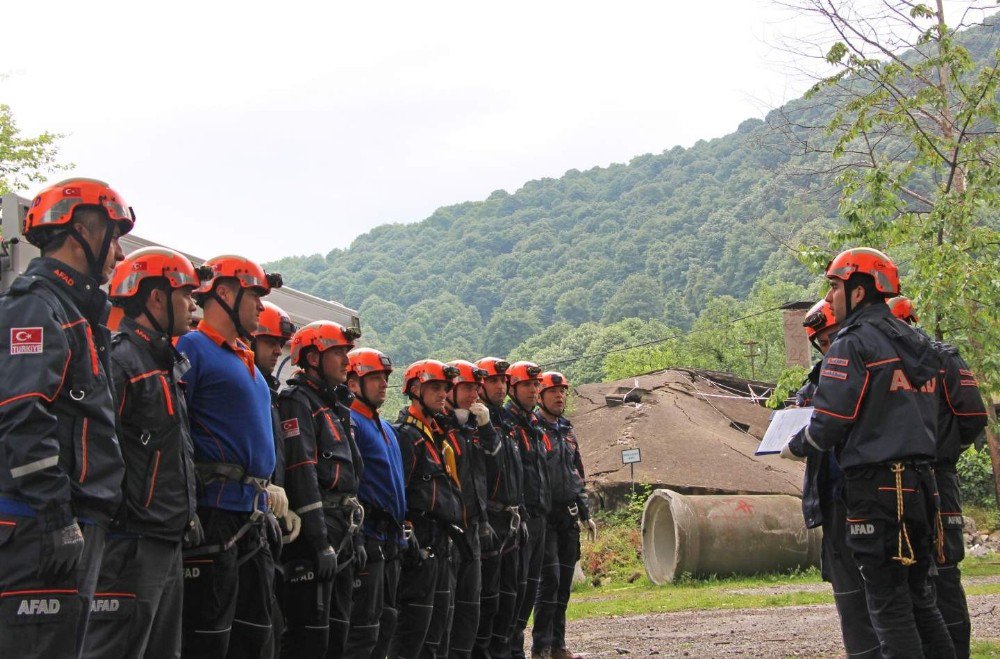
[755,406,815,455]
[621,448,642,465]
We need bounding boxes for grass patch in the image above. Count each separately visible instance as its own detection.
[567,555,1000,620]
[972,640,1000,658]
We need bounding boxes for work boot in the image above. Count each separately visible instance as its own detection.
[530,649,551,659]
[551,648,582,659]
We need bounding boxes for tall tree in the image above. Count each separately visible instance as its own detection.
[782,1,1000,500]
[0,103,65,196]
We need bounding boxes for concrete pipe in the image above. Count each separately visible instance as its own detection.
[641,489,822,584]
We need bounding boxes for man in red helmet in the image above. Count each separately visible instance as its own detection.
[278,321,365,656]
[389,360,464,659]
[83,248,205,658]
[888,296,988,659]
[473,357,524,659]
[0,178,133,657]
[250,301,300,658]
[344,347,407,657]
[782,300,879,659]
[505,361,551,659]
[531,371,595,659]
[786,248,955,658]
[439,360,502,659]
[176,255,284,658]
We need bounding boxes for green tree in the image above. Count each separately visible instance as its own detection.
[601,273,665,324]
[0,103,65,196]
[788,0,1000,501]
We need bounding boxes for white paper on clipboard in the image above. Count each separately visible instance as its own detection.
[755,407,815,455]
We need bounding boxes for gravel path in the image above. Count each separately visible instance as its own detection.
[549,584,1000,657]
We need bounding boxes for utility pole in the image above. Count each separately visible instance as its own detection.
[743,340,760,381]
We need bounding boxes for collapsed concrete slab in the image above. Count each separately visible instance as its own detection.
[569,369,806,509]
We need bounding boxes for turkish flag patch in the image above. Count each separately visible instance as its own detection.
[10,327,43,355]
[281,418,300,438]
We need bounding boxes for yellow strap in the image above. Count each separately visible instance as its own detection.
[891,463,916,566]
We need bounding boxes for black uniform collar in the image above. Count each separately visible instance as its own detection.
[291,371,353,407]
[27,257,109,324]
[118,316,177,369]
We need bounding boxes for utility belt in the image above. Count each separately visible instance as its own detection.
[484,502,522,558]
[843,458,931,479]
[320,491,365,537]
[364,506,405,539]
[184,463,271,563]
[195,462,270,519]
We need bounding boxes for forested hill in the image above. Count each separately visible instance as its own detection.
[268,19,998,377]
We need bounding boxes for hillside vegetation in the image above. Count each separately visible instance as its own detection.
[268,19,998,385]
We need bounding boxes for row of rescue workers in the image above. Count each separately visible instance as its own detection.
[778,248,989,659]
[0,179,595,659]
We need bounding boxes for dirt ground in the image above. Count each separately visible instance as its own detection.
[547,585,1000,657]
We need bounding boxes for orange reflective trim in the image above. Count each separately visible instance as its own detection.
[286,458,318,471]
[84,325,99,376]
[129,369,163,384]
[61,319,86,330]
[865,357,900,368]
[327,463,341,490]
[0,350,72,408]
[144,451,161,507]
[78,418,89,483]
[158,375,175,416]
[814,371,870,421]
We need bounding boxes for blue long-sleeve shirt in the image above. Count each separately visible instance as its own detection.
[177,322,275,512]
[349,399,406,541]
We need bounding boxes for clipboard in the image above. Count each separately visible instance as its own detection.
[755,406,815,455]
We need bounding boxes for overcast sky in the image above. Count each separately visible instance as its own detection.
[2,1,846,262]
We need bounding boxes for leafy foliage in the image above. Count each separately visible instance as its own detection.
[0,103,66,197]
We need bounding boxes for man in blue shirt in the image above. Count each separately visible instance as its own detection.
[176,254,284,659]
[344,347,407,657]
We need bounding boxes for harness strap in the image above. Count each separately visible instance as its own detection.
[890,463,916,566]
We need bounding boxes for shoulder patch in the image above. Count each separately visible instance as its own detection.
[281,418,301,438]
[826,357,849,367]
[10,327,43,355]
[820,368,848,381]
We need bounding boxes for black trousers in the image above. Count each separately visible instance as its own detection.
[531,509,580,653]
[933,468,971,659]
[447,526,481,659]
[281,512,356,659]
[345,535,387,657]
[0,516,105,659]
[842,463,955,659]
[389,521,447,659]
[373,551,402,659]
[181,508,274,659]
[480,510,520,659]
[819,497,879,659]
[511,515,546,659]
[425,542,457,659]
[84,535,183,659]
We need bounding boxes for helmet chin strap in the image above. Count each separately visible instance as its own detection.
[69,221,116,283]
[209,286,250,340]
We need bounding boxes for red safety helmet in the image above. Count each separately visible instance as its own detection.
[348,347,394,378]
[254,302,295,341]
[887,296,919,324]
[448,360,488,386]
[539,371,569,392]
[109,246,211,301]
[289,321,361,366]
[23,177,135,247]
[506,361,542,386]
[825,248,899,296]
[194,255,282,297]
[802,300,838,340]
[475,357,510,378]
[402,359,460,395]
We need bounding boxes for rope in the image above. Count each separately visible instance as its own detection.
[890,463,917,566]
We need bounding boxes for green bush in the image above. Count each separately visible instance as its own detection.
[958,447,997,509]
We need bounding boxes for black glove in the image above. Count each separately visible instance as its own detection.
[40,521,85,581]
[184,515,205,548]
[316,545,338,581]
[520,521,530,544]
[479,521,498,553]
[354,542,368,571]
